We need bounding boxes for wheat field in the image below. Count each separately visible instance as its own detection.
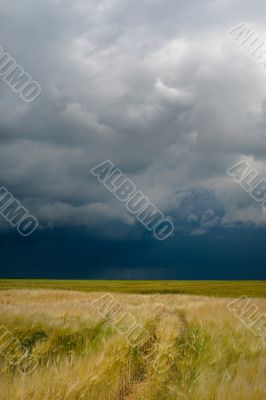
[0,289,265,399]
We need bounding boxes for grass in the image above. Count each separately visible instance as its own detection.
[0,279,265,297]
[0,289,265,399]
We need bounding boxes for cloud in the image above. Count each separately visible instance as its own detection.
[1,0,266,239]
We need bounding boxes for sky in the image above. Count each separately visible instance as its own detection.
[0,0,266,279]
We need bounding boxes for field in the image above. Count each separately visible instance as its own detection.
[0,280,266,297]
[0,285,266,399]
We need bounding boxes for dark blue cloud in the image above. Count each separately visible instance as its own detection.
[0,226,265,279]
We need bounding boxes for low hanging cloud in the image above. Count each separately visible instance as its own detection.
[1,0,266,239]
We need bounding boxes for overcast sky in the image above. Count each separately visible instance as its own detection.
[0,0,266,278]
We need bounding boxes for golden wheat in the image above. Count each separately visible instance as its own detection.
[0,289,265,400]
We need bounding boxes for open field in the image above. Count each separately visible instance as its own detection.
[0,289,265,399]
[0,280,266,297]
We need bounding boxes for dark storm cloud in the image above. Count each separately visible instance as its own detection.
[1,227,265,279]
[1,0,266,240]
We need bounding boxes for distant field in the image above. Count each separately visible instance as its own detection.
[0,279,265,297]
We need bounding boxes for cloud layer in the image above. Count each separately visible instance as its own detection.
[1,0,266,239]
